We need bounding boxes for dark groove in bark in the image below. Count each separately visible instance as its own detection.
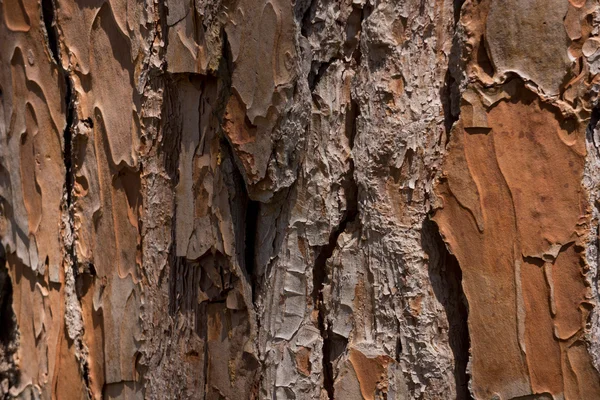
[313,198,358,398]
[41,0,59,63]
[430,3,471,395]
[308,60,333,92]
[586,106,600,309]
[423,219,472,400]
[221,130,260,300]
[344,3,364,63]
[0,248,19,400]
[587,106,600,151]
[442,0,465,141]
[441,68,458,138]
[41,0,74,214]
[453,0,466,24]
[307,3,365,92]
[395,336,403,363]
[244,199,259,293]
[216,29,262,302]
[61,72,74,211]
[41,1,92,395]
[312,226,342,399]
[299,0,316,38]
[312,90,360,398]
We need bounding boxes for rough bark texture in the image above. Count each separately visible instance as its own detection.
[1,0,600,399]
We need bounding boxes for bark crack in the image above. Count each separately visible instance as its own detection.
[312,209,355,399]
[423,219,471,400]
[0,249,19,399]
[588,106,600,154]
[299,0,316,39]
[426,1,471,396]
[41,0,93,396]
[215,30,261,302]
[312,91,360,399]
[441,0,466,141]
[304,1,366,385]
[244,199,259,299]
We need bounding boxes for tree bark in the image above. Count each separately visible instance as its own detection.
[1,0,600,399]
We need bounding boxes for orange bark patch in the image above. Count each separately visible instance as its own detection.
[296,346,311,376]
[348,348,393,400]
[433,82,600,398]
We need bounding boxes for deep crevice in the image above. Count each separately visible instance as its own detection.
[441,57,459,138]
[299,0,316,38]
[343,4,364,62]
[41,0,92,395]
[41,0,75,208]
[432,8,471,394]
[0,253,15,347]
[218,131,260,302]
[453,0,466,25]
[308,59,334,92]
[42,0,78,284]
[423,219,471,400]
[587,105,600,152]
[395,336,403,362]
[312,95,360,399]
[63,75,74,211]
[312,223,345,399]
[312,202,358,399]
[346,99,359,149]
[305,2,366,92]
[0,249,19,399]
[41,0,59,63]
[476,35,494,78]
[216,30,262,304]
[441,0,466,141]
[244,199,259,289]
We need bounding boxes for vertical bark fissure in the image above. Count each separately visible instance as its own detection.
[215,30,261,301]
[301,0,366,393]
[441,69,458,138]
[212,31,258,295]
[423,219,471,400]
[312,92,360,399]
[452,0,466,26]
[0,248,19,399]
[312,218,349,399]
[441,0,465,140]
[220,131,260,300]
[427,0,471,396]
[586,105,600,373]
[40,0,59,64]
[40,0,74,206]
[299,0,316,38]
[40,0,92,395]
[588,107,600,152]
[244,199,259,298]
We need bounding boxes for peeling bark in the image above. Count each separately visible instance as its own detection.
[433,0,600,399]
[1,0,600,399]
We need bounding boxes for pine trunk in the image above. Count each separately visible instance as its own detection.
[1,0,600,399]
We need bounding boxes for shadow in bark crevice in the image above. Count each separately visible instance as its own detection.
[422,218,472,400]
[0,249,19,399]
